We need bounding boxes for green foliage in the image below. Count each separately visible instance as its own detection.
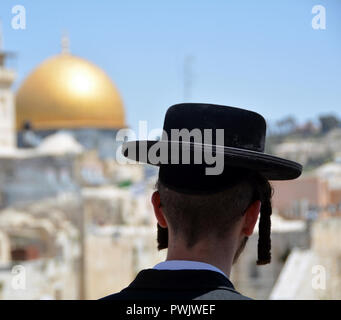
[118,180,132,188]
[319,115,340,134]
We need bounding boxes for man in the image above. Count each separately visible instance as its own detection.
[102,103,302,300]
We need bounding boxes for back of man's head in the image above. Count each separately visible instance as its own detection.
[155,170,273,265]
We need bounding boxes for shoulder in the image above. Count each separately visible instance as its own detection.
[99,292,127,301]
[100,288,252,301]
[193,288,252,300]
[100,288,169,300]
[99,269,253,300]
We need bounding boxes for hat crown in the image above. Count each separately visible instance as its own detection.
[162,103,266,152]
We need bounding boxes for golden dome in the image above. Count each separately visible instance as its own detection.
[16,53,125,130]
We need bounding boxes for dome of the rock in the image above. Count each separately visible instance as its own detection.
[16,53,125,130]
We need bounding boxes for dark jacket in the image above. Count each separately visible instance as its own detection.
[101,269,251,300]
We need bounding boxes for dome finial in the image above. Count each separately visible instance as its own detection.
[61,31,70,54]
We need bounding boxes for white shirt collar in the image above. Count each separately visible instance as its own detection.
[153,260,227,278]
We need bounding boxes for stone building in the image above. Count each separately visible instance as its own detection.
[0,37,16,149]
[0,207,80,300]
[270,217,341,299]
[271,160,341,219]
[273,129,341,168]
[0,178,162,300]
[84,226,165,299]
[271,175,329,219]
[0,147,80,208]
[80,182,161,299]
[230,214,309,299]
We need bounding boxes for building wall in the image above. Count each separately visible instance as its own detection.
[271,176,329,218]
[270,218,341,299]
[0,204,81,300]
[0,154,78,208]
[231,227,309,299]
[84,227,165,300]
[0,257,79,300]
[0,65,16,149]
[0,231,10,264]
[330,189,341,215]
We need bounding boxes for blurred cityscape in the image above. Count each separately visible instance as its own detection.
[0,30,341,300]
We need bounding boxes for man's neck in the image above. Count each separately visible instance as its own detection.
[166,237,238,277]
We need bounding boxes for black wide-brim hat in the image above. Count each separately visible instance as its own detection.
[122,103,302,193]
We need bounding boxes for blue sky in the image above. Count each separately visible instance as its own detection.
[0,0,340,132]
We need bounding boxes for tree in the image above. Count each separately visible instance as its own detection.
[319,115,339,134]
[276,116,297,135]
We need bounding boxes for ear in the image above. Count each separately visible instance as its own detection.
[151,191,168,228]
[241,200,261,237]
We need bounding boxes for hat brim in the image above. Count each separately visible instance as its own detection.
[121,140,302,181]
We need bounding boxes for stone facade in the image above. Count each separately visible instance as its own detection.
[231,215,309,299]
[84,226,165,299]
[270,217,341,299]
